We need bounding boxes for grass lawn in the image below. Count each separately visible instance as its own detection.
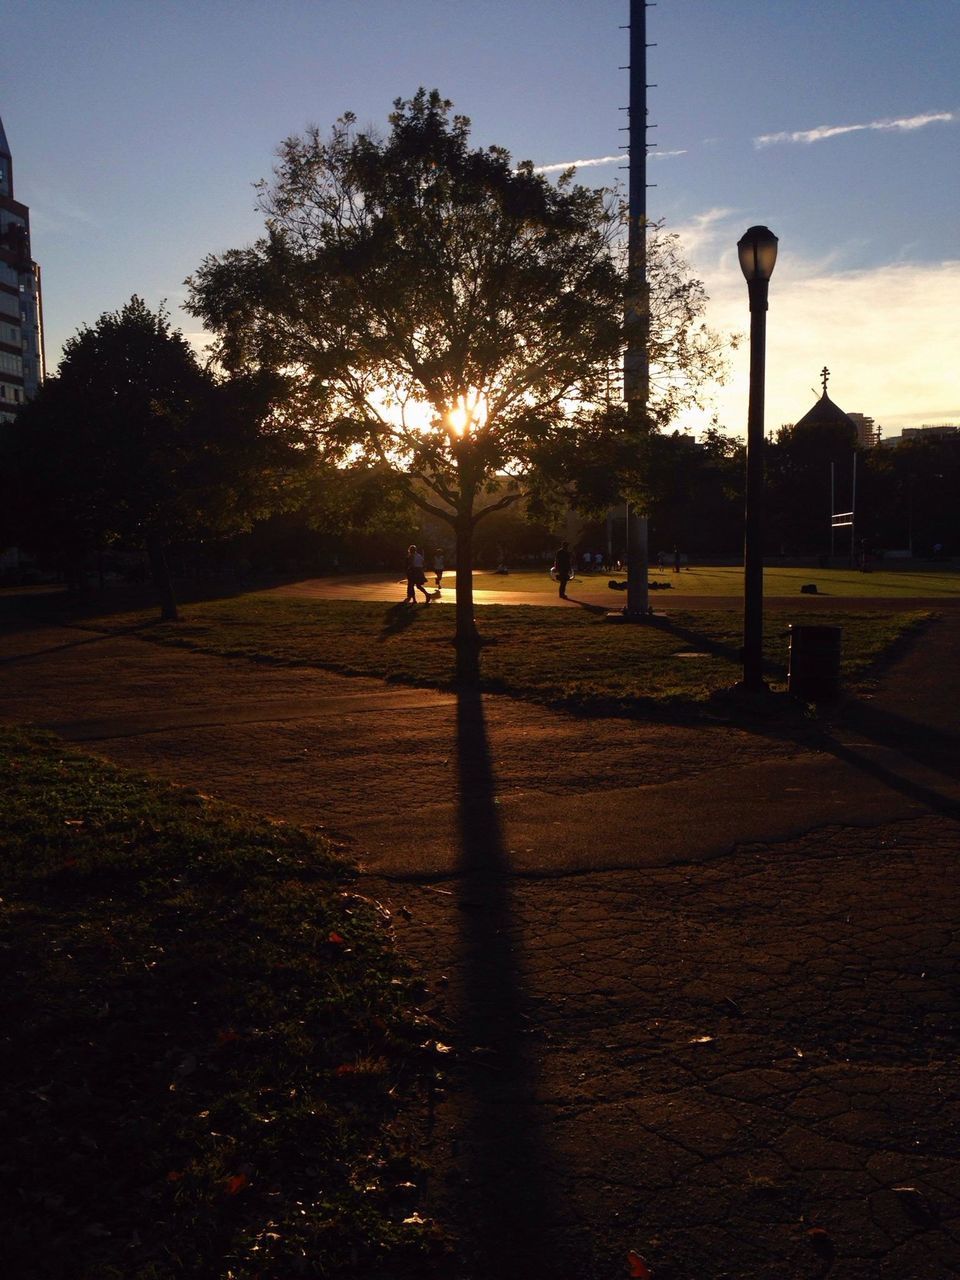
[60,593,932,715]
[0,728,447,1279]
[474,564,960,598]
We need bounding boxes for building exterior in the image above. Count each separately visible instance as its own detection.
[791,369,858,438]
[0,114,45,425]
[879,424,960,448]
[847,412,881,448]
[903,424,959,440]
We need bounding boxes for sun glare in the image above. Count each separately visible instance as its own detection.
[448,389,489,436]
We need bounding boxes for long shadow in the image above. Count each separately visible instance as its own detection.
[0,621,161,666]
[378,601,425,640]
[814,725,960,820]
[648,613,745,665]
[563,593,608,616]
[834,701,960,783]
[0,574,304,639]
[451,671,564,1276]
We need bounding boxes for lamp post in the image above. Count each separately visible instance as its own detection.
[737,224,778,691]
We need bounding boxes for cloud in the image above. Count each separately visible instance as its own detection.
[667,209,960,437]
[533,149,686,174]
[664,207,738,259]
[181,330,215,359]
[754,111,955,148]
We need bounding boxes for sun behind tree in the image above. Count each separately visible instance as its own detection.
[187,89,626,648]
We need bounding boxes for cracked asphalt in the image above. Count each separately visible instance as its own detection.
[1,589,958,1279]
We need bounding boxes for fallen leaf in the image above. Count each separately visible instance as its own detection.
[224,1173,248,1195]
[166,1170,184,1182]
[327,931,346,945]
[627,1249,652,1279]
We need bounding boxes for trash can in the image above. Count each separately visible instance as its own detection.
[788,625,842,701]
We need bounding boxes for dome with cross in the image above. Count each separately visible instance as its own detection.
[794,367,858,433]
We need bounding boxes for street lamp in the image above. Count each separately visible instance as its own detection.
[737,224,778,691]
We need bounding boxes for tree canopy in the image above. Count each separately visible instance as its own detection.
[187,89,728,641]
[188,91,627,640]
[1,297,298,617]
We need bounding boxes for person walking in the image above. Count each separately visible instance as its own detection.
[433,548,445,590]
[405,544,433,604]
[554,540,572,599]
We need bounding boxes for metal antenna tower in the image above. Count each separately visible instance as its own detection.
[622,0,654,617]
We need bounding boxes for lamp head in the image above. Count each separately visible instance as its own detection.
[737,225,779,283]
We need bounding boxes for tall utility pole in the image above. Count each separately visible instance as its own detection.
[623,0,651,617]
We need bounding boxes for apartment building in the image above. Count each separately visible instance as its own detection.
[0,113,45,424]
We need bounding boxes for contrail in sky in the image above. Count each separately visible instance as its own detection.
[534,149,687,173]
[754,110,954,147]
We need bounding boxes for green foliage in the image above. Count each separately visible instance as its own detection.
[0,727,445,1278]
[1,298,303,584]
[189,90,622,486]
[187,88,625,642]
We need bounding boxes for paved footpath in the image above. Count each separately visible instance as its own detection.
[1,592,958,1279]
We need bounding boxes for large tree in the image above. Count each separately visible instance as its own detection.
[2,297,298,617]
[188,90,628,645]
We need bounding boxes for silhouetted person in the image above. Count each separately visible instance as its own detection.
[673,545,681,574]
[555,541,572,599]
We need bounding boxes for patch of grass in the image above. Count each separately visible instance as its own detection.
[68,595,931,715]
[0,728,447,1279]
[475,564,960,597]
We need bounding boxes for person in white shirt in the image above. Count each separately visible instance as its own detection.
[405,544,433,603]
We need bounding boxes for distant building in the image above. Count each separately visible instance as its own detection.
[903,424,959,439]
[879,424,959,448]
[0,113,45,424]
[847,412,881,448]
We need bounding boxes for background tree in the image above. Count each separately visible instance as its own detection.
[1,297,300,618]
[187,89,626,647]
[525,223,733,544]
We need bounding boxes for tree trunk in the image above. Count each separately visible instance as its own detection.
[454,511,478,650]
[146,534,179,621]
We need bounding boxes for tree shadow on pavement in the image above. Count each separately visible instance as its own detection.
[837,701,960,783]
[812,698,960,820]
[450,674,563,1276]
[807,610,960,818]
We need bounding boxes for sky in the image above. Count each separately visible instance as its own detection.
[3,0,958,439]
